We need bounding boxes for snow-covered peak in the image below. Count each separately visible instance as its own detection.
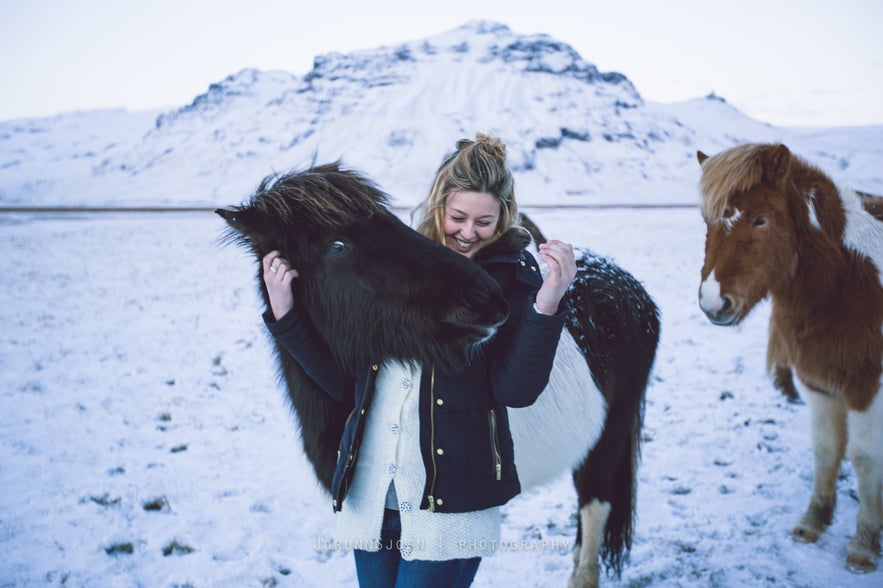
[305,20,638,100]
[155,69,302,128]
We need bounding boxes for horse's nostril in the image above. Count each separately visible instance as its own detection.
[456,288,508,329]
[701,294,741,326]
[720,296,733,314]
[487,290,509,325]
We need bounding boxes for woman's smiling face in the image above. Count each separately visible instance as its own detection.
[443,190,501,259]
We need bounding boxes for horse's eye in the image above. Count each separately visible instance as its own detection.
[329,241,349,255]
[753,216,767,227]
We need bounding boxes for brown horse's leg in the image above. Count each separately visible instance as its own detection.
[772,364,801,403]
[568,500,610,588]
[767,320,800,403]
[844,394,883,573]
[793,390,846,543]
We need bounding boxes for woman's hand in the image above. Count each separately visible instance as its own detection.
[262,250,299,320]
[534,240,577,315]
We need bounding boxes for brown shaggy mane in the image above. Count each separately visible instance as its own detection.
[699,143,770,223]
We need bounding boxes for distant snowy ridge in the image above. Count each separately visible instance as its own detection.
[1,20,881,207]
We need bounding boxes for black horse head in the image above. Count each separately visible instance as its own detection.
[217,162,508,374]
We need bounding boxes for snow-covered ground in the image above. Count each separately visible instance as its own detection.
[1,206,878,588]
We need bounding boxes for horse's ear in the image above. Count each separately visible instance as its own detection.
[697,151,709,165]
[216,207,261,243]
[216,207,256,234]
[762,144,792,186]
[215,207,238,224]
[216,206,278,256]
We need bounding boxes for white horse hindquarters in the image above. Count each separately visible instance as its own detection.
[508,328,607,492]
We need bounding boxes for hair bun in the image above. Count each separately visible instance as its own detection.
[475,133,506,158]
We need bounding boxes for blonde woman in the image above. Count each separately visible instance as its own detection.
[262,133,575,587]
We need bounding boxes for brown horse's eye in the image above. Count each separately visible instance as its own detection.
[753,216,768,227]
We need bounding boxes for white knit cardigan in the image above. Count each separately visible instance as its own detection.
[334,360,500,561]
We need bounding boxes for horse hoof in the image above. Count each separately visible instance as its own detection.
[791,526,819,544]
[567,562,600,588]
[845,553,877,574]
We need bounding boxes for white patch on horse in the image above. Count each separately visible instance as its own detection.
[839,185,883,286]
[509,326,607,491]
[698,270,725,315]
[847,375,883,449]
[807,188,821,230]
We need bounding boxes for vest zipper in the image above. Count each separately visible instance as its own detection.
[489,409,502,481]
[427,365,438,512]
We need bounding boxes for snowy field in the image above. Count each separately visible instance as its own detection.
[1,207,878,588]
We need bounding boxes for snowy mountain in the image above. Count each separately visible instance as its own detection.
[1,20,881,207]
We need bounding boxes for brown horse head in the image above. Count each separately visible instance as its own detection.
[696,143,811,325]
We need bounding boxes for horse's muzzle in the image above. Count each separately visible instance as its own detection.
[700,295,742,326]
[698,272,743,326]
[703,309,742,326]
[444,287,508,342]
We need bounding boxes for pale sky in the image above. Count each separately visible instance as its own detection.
[1,0,881,126]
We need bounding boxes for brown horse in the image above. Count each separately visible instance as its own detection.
[696,143,883,573]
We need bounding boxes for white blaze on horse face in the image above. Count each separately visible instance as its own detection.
[699,269,727,315]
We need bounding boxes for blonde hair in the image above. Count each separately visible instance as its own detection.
[414,133,519,244]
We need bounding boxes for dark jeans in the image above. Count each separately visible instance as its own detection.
[353,509,481,588]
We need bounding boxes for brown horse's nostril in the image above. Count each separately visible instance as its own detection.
[720,296,733,314]
[702,294,741,326]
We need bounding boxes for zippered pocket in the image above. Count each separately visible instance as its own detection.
[488,409,502,481]
[337,406,359,463]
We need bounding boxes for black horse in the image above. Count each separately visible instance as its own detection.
[217,163,660,588]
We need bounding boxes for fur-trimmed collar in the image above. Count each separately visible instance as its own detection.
[474,226,533,263]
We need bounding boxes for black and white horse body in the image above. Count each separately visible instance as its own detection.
[514,222,661,587]
[510,246,607,492]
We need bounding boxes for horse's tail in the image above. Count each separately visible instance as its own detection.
[587,346,654,576]
[567,250,661,576]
